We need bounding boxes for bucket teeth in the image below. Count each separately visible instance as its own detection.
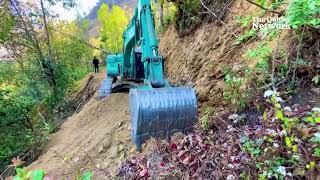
[129,87,198,150]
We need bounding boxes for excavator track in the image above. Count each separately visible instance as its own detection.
[98,77,113,99]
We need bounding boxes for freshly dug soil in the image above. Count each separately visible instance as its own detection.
[28,74,136,178]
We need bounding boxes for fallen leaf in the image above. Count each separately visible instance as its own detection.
[301,127,312,136]
[177,150,188,157]
[182,156,191,165]
[139,168,148,177]
[195,135,203,143]
[159,162,165,167]
[11,156,25,167]
[170,143,177,151]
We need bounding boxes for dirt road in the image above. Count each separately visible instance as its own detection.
[28,75,136,178]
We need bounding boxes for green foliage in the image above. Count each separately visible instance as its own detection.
[313,148,320,158]
[236,16,253,27]
[0,63,18,84]
[287,0,320,29]
[310,133,320,144]
[257,157,288,179]
[245,43,273,86]
[235,29,257,45]
[242,92,320,178]
[245,43,272,66]
[312,74,319,85]
[162,3,177,32]
[76,171,93,180]
[51,22,92,103]
[172,0,201,32]
[0,0,15,43]
[223,69,249,108]
[14,168,45,180]
[0,86,40,170]
[12,168,93,180]
[270,0,285,10]
[201,106,214,131]
[98,4,128,53]
[241,138,262,158]
[0,18,92,174]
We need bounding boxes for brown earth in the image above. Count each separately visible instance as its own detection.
[159,0,289,116]
[28,74,137,178]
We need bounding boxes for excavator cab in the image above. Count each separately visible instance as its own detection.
[133,48,145,81]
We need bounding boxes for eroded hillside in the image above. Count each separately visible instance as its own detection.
[159,0,291,115]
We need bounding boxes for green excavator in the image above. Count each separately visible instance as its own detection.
[99,0,198,150]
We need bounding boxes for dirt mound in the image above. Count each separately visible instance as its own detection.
[28,75,136,178]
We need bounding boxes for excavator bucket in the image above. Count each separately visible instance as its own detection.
[129,87,197,150]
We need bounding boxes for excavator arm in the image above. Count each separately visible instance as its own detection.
[104,0,198,150]
[121,0,165,88]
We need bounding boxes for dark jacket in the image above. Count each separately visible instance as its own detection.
[93,58,99,66]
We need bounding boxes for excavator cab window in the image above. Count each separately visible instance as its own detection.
[135,52,144,80]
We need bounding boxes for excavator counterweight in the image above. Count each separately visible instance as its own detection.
[101,0,198,150]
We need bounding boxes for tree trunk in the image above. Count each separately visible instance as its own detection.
[40,0,53,59]
[159,3,164,27]
[40,0,57,94]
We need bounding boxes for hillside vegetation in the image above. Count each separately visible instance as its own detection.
[0,0,319,179]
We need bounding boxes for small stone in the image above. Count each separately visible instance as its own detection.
[312,107,320,113]
[227,175,235,180]
[284,107,292,112]
[118,144,125,152]
[73,156,80,163]
[118,121,124,128]
[228,114,239,120]
[98,146,104,153]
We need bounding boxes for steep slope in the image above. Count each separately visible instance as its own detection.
[159,0,285,115]
[28,74,136,178]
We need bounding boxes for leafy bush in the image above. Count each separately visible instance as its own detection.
[0,21,93,174]
[201,106,214,131]
[173,0,202,32]
[0,86,40,170]
[163,3,177,31]
[223,69,249,109]
[242,91,320,179]
[287,0,320,29]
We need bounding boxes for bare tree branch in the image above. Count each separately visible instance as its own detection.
[245,0,284,16]
[53,29,109,54]
[199,0,224,24]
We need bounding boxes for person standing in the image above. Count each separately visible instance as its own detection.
[92,56,100,73]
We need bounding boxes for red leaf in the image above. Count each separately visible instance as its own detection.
[159,162,165,167]
[170,143,177,151]
[190,158,198,166]
[177,150,188,157]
